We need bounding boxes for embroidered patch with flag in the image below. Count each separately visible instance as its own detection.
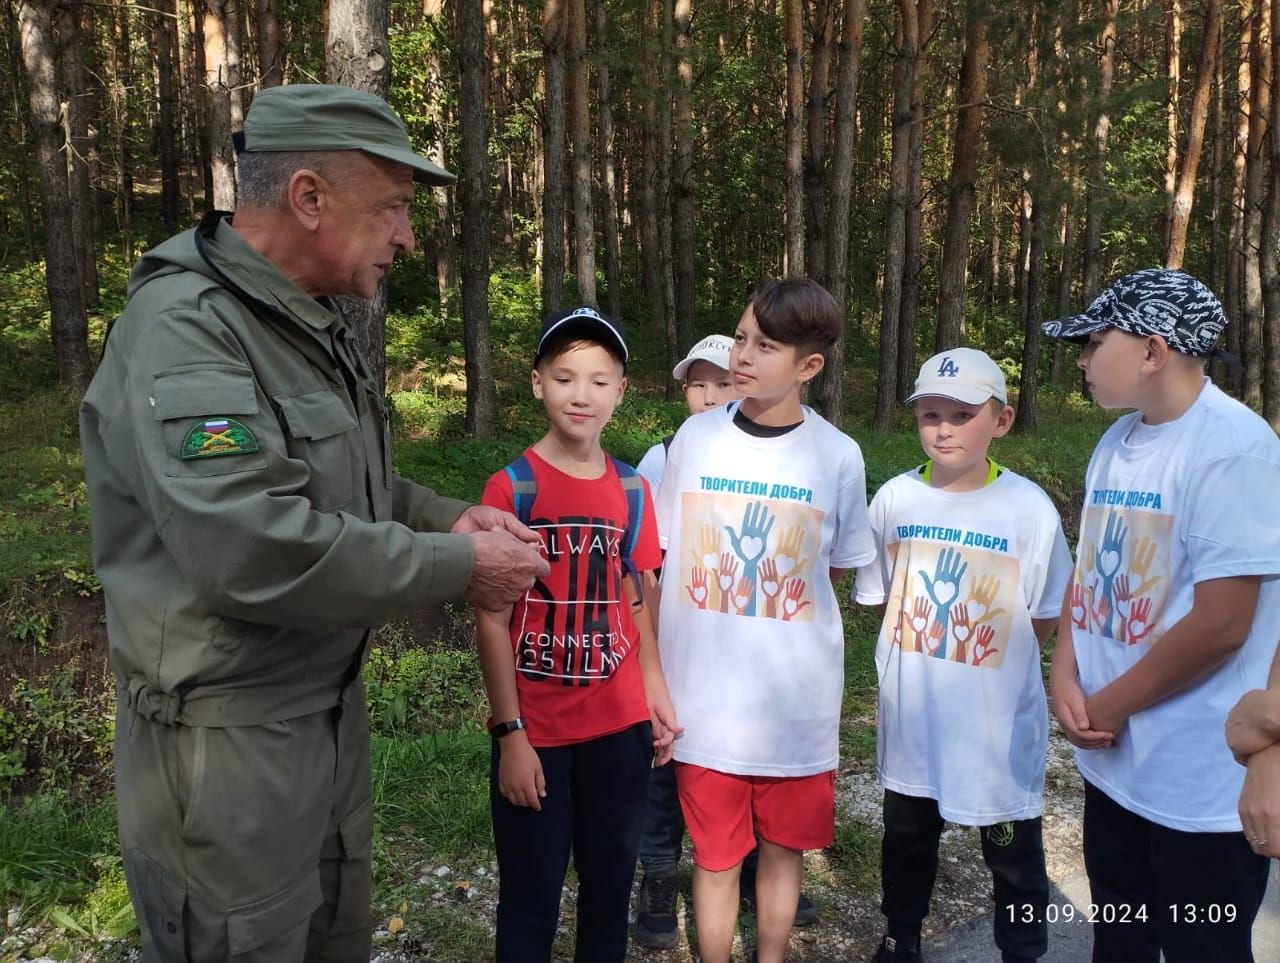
[180,418,260,459]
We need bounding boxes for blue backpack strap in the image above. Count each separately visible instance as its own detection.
[503,455,538,526]
[610,456,645,562]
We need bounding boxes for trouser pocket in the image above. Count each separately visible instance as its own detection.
[225,869,323,960]
[124,848,189,962]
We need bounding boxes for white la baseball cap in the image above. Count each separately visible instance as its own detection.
[672,334,734,381]
[905,347,1008,405]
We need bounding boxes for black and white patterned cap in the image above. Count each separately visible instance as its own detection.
[1040,268,1227,358]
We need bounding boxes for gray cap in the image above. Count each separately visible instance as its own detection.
[237,84,455,186]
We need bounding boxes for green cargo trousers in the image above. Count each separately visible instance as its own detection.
[115,686,373,962]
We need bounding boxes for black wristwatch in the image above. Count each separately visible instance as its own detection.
[489,717,527,738]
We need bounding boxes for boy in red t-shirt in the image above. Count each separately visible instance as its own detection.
[476,306,681,963]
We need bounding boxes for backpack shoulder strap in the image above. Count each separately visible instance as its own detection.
[503,454,538,526]
[610,456,645,563]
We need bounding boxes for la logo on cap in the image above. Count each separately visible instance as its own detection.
[937,356,960,378]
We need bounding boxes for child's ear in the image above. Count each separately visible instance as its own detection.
[617,375,628,401]
[797,351,825,384]
[993,404,1016,436]
[1143,335,1172,373]
[531,368,544,400]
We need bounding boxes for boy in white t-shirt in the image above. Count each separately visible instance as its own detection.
[654,279,875,963]
[854,348,1073,963]
[1042,268,1280,963]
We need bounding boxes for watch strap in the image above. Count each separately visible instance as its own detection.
[489,717,527,738]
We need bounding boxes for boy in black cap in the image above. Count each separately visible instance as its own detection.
[475,307,681,962]
[1043,268,1280,963]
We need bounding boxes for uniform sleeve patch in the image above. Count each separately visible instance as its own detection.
[180,418,260,459]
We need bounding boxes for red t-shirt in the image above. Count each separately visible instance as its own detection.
[481,447,661,747]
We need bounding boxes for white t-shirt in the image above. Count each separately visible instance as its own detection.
[855,468,1073,824]
[655,403,876,776]
[637,440,668,495]
[1070,380,1280,832]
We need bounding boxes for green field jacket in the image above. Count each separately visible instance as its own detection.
[80,212,474,727]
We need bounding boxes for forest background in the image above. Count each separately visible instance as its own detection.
[1,0,1279,959]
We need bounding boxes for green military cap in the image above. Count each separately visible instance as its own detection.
[237,83,455,185]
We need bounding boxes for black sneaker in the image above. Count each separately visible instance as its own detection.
[634,871,679,949]
[738,866,819,926]
[794,890,818,926]
[870,934,923,962]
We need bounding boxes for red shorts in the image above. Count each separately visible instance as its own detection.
[674,763,836,871]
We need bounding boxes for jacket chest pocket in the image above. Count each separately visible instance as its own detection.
[275,389,360,513]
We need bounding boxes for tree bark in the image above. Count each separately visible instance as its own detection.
[18,0,91,392]
[154,0,182,231]
[203,0,241,212]
[55,0,97,305]
[657,0,676,355]
[935,13,989,351]
[1165,0,1222,270]
[4,0,39,258]
[566,0,595,306]
[803,0,833,285]
[1082,0,1120,303]
[459,0,495,438]
[1014,189,1046,433]
[1161,0,1181,254]
[814,0,867,426]
[672,0,694,347]
[873,0,918,432]
[1225,0,1253,394]
[327,0,391,392]
[1263,0,1280,426]
[423,0,455,317]
[1242,0,1270,407]
[640,0,674,393]
[595,0,621,319]
[257,0,282,87]
[541,0,566,313]
[897,0,931,401]
[783,0,804,275]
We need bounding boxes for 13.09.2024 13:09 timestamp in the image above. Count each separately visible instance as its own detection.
[1005,903,1238,925]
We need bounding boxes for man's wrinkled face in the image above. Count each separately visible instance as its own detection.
[313,153,416,300]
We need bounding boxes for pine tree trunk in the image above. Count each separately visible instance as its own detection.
[672,0,694,347]
[814,0,867,426]
[422,0,455,318]
[1242,0,1270,407]
[1082,0,1119,303]
[4,0,39,258]
[566,0,595,306]
[55,0,97,305]
[327,0,391,393]
[459,0,495,438]
[18,0,91,392]
[1161,0,1181,255]
[657,0,676,353]
[873,0,917,433]
[783,0,804,275]
[1208,25,1225,293]
[641,0,673,393]
[257,0,282,86]
[935,14,989,351]
[1014,190,1046,433]
[541,0,566,313]
[897,0,930,401]
[1051,188,1077,383]
[595,0,621,319]
[803,0,833,286]
[1225,2,1252,395]
[203,0,240,211]
[1263,0,1280,427]
[154,0,182,231]
[1165,0,1222,270]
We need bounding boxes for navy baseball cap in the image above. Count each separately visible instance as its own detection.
[533,306,629,369]
[1041,268,1227,358]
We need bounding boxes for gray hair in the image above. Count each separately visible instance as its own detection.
[235,150,354,208]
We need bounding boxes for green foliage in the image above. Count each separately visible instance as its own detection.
[364,615,489,737]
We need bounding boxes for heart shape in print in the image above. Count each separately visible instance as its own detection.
[703,553,719,572]
[933,582,957,606]
[1100,550,1120,575]
[691,585,707,604]
[776,555,796,577]
[968,602,987,622]
[740,535,764,559]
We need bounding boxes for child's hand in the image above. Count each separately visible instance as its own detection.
[1226,689,1280,763]
[1240,743,1280,857]
[650,696,683,766]
[496,732,546,811]
[1051,672,1114,750]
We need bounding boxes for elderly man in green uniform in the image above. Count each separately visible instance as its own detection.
[79,84,548,962]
